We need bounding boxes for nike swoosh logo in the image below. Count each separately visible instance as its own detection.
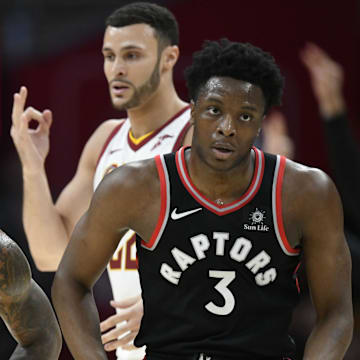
[109,148,122,154]
[171,207,202,220]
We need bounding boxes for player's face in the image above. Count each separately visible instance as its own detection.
[102,24,161,110]
[191,76,265,171]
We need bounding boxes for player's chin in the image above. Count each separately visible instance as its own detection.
[111,97,128,111]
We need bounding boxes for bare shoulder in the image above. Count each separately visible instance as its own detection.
[282,159,342,237]
[96,156,159,201]
[91,119,124,142]
[0,230,31,301]
[283,158,337,202]
[89,157,161,236]
[281,159,343,249]
[81,119,125,167]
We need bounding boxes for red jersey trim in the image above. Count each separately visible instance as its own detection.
[273,156,300,256]
[293,261,302,294]
[127,105,190,151]
[175,147,264,216]
[96,121,125,168]
[172,120,192,151]
[142,155,169,250]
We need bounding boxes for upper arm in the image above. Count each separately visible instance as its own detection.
[293,168,352,317]
[57,159,160,289]
[55,120,122,237]
[0,231,61,354]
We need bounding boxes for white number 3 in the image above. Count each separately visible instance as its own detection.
[205,270,236,315]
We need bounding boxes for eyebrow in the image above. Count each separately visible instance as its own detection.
[204,97,259,112]
[204,96,224,104]
[241,105,258,112]
[102,45,144,52]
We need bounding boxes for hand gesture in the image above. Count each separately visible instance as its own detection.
[100,294,143,352]
[11,86,53,175]
[300,43,345,117]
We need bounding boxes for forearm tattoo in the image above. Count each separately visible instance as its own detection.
[0,231,37,345]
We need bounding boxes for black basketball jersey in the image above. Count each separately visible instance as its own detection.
[135,147,301,359]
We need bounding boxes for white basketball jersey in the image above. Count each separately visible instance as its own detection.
[93,106,191,360]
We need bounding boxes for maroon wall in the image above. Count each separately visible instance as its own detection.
[4,0,359,194]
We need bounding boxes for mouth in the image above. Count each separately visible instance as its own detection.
[110,81,131,96]
[211,143,235,160]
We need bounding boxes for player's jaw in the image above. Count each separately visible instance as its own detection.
[110,60,160,111]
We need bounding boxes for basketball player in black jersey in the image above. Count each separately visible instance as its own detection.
[52,39,353,360]
[0,229,61,359]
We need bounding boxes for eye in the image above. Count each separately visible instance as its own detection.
[104,54,115,61]
[125,52,140,60]
[207,106,220,116]
[240,113,252,122]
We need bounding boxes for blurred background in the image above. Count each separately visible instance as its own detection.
[0,0,359,358]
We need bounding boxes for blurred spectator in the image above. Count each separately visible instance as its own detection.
[301,42,360,358]
[262,110,295,159]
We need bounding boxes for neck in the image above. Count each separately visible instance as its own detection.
[126,78,188,138]
[186,149,255,204]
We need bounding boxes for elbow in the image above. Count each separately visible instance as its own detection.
[38,322,63,360]
[46,324,63,360]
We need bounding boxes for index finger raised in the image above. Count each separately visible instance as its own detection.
[12,86,28,126]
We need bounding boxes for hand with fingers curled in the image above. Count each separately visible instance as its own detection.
[10,86,53,175]
[100,294,144,352]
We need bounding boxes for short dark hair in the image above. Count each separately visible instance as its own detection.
[184,39,284,114]
[105,2,179,50]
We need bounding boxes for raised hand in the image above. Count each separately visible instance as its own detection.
[100,294,143,352]
[300,43,345,117]
[11,86,53,175]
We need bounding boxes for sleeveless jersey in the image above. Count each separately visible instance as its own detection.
[93,106,191,360]
[135,147,301,359]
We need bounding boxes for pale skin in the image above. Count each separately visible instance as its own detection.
[52,77,353,359]
[0,229,62,359]
[10,23,191,352]
[300,42,346,117]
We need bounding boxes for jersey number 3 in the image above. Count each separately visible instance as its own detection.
[205,270,236,316]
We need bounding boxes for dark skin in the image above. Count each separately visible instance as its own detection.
[52,76,353,360]
[0,229,62,359]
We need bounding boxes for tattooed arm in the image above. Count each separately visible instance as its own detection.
[0,230,62,359]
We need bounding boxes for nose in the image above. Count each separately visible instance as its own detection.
[112,58,127,77]
[217,114,236,137]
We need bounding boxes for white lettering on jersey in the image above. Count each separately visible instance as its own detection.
[255,268,277,286]
[190,234,210,260]
[245,250,271,274]
[160,233,277,290]
[229,237,252,262]
[213,232,229,256]
[171,247,196,271]
[160,263,181,285]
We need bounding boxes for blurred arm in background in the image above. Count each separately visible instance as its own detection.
[262,110,295,159]
[301,43,360,235]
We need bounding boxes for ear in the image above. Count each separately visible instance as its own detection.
[190,100,195,124]
[161,45,179,72]
[257,114,265,136]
